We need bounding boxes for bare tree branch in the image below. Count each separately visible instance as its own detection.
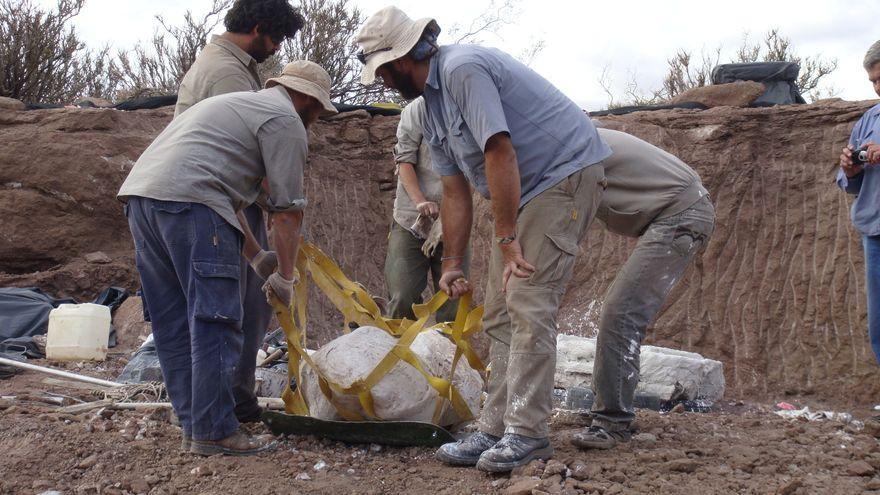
[602,28,838,108]
[113,0,232,98]
[0,0,115,103]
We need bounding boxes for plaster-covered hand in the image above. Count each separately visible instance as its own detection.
[421,217,443,257]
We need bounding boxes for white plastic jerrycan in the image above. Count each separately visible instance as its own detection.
[46,303,111,361]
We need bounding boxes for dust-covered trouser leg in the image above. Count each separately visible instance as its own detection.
[462,164,605,472]
[574,196,715,450]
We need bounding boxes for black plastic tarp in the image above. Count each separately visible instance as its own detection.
[589,101,707,117]
[0,288,74,342]
[711,62,807,105]
[0,287,127,361]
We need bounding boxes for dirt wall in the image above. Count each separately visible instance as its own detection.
[1,99,877,402]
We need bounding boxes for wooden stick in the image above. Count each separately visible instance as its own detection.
[257,348,284,367]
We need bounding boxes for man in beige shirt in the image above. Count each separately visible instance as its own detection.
[570,128,715,450]
[384,96,468,323]
[173,0,305,425]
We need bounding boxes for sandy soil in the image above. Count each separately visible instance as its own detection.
[2,358,880,495]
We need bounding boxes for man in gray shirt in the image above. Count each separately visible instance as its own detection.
[357,7,610,472]
[174,0,304,424]
[385,96,467,323]
[119,61,337,456]
[570,128,714,450]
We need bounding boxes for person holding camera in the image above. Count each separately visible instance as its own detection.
[837,39,880,364]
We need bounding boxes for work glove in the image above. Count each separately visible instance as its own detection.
[410,214,433,239]
[421,217,443,257]
[262,271,299,307]
[249,250,278,280]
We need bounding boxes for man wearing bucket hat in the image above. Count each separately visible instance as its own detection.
[118,61,336,456]
[173,0,305,427]
[357,7,612,472]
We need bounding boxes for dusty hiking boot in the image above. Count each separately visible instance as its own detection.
[435,431,501,466]
[190,430,277,456]
[570,425,632,450]
[475,434,553,472]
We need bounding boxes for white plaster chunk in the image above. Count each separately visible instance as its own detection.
[554,334,725,401]
[300,326,482,426]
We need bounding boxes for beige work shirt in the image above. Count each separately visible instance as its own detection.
[174,35,262,117]
[392,97,443,237]
[596,128,708,237]
[118,86,308,233]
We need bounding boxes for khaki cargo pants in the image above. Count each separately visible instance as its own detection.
[478,164,606,439]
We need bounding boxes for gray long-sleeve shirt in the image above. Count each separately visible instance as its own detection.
[118,86,308,233]
[392,97,443,236]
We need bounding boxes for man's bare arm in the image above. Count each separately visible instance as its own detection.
[484,132,535,291]
[438,173,473,298]
[269,210,303,280]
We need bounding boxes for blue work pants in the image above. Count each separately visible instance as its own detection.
[125,197,244,441]
[865,235,880,364]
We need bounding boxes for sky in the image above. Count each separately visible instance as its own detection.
[37,0,880,110]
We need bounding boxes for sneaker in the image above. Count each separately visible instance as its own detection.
[190,430,277,456]
[570,425,632,450]
[435,431,501,466]
[475,434,553,473]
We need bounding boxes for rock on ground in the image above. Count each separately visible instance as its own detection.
[670,81,765,107]
[555,334,724,400]
[0,97,26,111]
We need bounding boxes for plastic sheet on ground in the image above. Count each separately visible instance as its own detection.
[117,334,162,383]
[774,406,855,425]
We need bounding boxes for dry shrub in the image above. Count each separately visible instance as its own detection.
[0,0,116,103]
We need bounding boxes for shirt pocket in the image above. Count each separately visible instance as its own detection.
[449,115,485,166]
[191,261,243,324]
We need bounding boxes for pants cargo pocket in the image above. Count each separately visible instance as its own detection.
[530,233,580,290]
[192,261,243,324]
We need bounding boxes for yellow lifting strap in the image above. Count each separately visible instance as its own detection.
[270,242,486,424]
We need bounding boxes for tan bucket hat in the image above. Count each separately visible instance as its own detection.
[356,6,438,85]
[265,60,338,115]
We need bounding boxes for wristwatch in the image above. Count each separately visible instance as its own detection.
[495,234,516,245]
